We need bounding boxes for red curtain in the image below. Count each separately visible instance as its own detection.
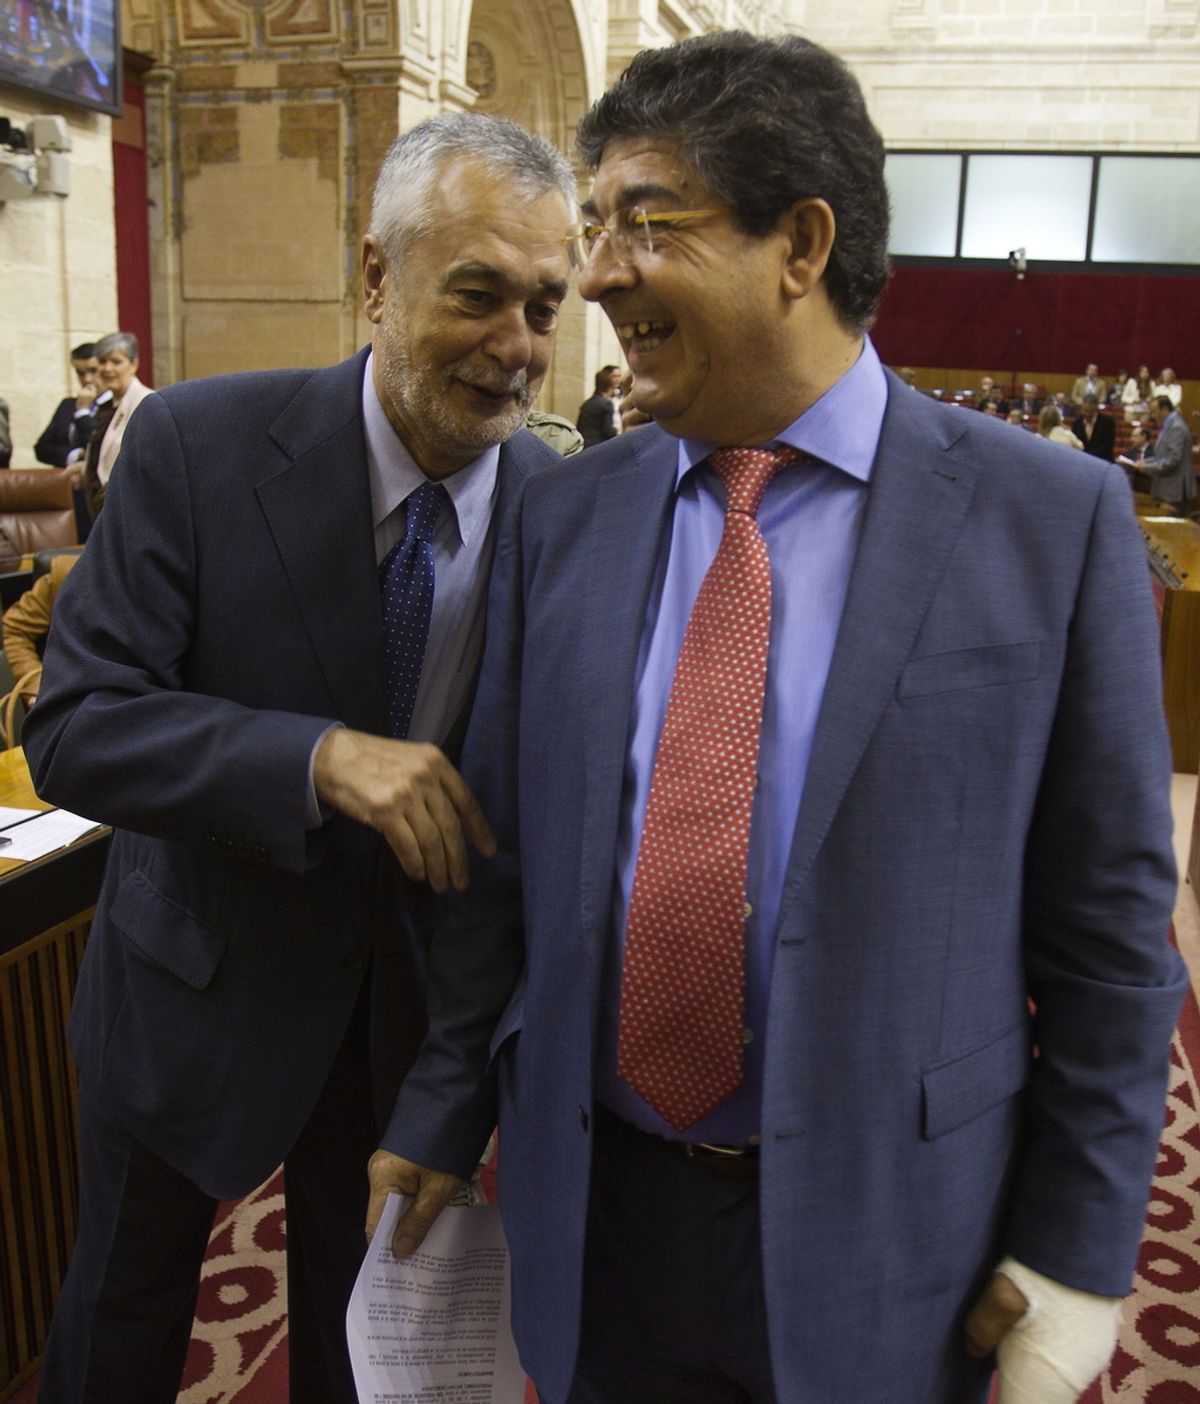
[872,266,1200,379]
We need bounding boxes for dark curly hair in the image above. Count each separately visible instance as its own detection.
[576,31,890,335]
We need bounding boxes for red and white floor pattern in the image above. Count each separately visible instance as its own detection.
[179,1172,289,1404]
[1080,987,1200,1404]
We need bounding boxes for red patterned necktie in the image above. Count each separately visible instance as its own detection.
[618,445,804,1132]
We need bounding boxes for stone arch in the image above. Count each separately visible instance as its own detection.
[462,0,602,424]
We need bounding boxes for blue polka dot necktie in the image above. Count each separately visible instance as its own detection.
[379,480,447,739]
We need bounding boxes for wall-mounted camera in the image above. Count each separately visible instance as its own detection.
[0,115,73,202]
[1008,247,1027,281]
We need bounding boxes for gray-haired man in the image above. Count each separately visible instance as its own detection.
[26,112,575,1404]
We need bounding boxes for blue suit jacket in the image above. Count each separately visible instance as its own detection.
[23,348,557,1199]
[387,373,1187,1402]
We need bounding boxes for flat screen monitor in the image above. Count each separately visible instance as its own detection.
[0,0,121,119]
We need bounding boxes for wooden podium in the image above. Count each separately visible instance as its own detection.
[1139,511,1200,776]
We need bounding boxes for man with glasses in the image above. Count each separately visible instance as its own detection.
[24,113,574,1404]
[375,33,1185,1404]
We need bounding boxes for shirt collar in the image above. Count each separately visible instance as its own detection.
[362,352,500,547]
[675,336,888,488]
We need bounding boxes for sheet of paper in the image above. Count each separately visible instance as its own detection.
[0,808,102,861]
[0,806,41,827]
[347,1195,526,1404]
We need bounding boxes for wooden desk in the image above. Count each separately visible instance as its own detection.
[1140,516,1200,775]
[0,749,109,1399]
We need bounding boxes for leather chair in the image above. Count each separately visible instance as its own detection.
[0,468,78,569]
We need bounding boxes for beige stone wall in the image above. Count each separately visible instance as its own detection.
[7,0,1198,449]
[793,0,1200,151]
[0,95,117,468]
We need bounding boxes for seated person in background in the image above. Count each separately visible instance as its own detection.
[977,375,1008,414]
[35,342,100,466]
[1153,367,1182,409]
[1123,364,1153,416]
[1006,408,1025,426]
[1038,403,1083,450]
[1070,362,1106,404]
[1012,382,1041,416]
[981,400,998,416]
[83,331,155,517]
[0,394,10,467]
[2,553,82,702]
[576,365,621,448]
[1108,369,1129,406]
[1141,394,1195,515]
[1071,395,1115,460]
[1124,424,1152,464]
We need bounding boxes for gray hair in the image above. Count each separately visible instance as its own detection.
[369,112,577,261]
[95,331,139,362]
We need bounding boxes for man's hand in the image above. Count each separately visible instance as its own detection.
[313,727,495,891]
[75,384,98,410]
[964,1271,1029,1358]
[366,1149,464,1258]
[617,371,652,432]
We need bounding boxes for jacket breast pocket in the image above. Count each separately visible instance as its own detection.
[109,868,228,991]
[898,641,1041,700]
[921,1021,1033,1140]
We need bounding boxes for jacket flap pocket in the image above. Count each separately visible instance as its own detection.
[109,869,228,991]
[922,1021,1032,1140]
[898,641,1040,700]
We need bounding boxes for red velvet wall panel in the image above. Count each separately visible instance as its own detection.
[111,80,154,386]
[871,266,1200,380]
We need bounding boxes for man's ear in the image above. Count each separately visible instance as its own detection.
[362,235,388,323]
[779,198,836,302]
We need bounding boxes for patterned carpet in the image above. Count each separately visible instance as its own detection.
[12,989,1200,1403]
[184,988,1200,1403]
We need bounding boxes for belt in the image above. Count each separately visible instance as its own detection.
[595,1103,759,1183]
[683,1139,760,1182]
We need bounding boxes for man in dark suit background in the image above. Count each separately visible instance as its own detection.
[34,341,100,466]
[373,33,1186,1404]
[23,112,575,1404]
[1072,394,1116,460]
[576,364,620,447]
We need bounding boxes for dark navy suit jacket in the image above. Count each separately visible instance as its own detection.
[387,372,1187,1403]
[24,348,556,1198]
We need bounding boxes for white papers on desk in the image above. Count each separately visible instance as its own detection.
[347,1194,525,1404]
[0,808,102,861]
[0,806,40,828]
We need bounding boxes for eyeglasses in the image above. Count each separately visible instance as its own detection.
[563,206,725,271]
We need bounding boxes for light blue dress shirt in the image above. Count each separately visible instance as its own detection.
[597,338,890,1144]
[362,355,501,746]
[305,358,503,822]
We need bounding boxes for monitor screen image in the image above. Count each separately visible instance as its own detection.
[0,0,121,118]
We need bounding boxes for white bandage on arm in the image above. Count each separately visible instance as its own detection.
[995,1256,1124,1404]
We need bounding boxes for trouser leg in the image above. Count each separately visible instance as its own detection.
[283,978,377,1404]
[38,1085,218,1404]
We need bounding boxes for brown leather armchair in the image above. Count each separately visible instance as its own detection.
[0,469,79,569]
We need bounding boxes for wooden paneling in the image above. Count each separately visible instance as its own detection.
[1141,516,1200,774]
[0,919,90,1398]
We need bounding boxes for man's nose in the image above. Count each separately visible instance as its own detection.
[577,239,638,304]
[485,308,534,372]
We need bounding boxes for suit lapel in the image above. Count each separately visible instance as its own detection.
[577,430,678,949]
[256,349,388,734]
[783,381,982,891]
